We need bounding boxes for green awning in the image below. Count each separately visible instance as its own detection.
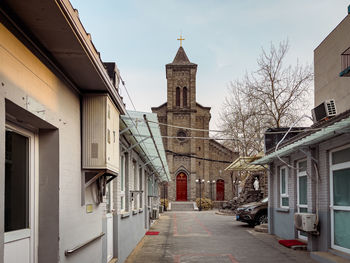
[121,111,170,182]
[253,116,350,165]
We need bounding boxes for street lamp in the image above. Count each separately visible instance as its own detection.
[207,180,216,200]
[195,179,205,211]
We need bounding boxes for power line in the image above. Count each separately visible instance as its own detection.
[165,150,232,164]
[119,76,137,111]
[161,136,238,141]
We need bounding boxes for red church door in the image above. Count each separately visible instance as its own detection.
[176,173,187,201]
[216,179,225,201]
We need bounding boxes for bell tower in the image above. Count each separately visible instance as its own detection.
[165,46,197,110]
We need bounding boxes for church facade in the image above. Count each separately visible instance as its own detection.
[152,46,238,203]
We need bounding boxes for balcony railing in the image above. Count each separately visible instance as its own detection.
[340,47,350,77]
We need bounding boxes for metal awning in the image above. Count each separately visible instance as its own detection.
[253,115,350,165]
[225,153,267,171]
[121,111,170,182]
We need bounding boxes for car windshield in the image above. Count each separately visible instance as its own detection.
[261,197,268,203]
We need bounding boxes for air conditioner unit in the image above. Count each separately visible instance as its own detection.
[82,94,120,174]
[294,213,317,232]
[312,100,337,123]
[152,209,159,219]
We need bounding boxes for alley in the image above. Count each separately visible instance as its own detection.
[125,211,317,263]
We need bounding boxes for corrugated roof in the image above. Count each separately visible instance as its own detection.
[121,111,170,182]
[225,153,267,171]
[253,115,350,165]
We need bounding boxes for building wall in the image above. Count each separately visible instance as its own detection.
[314,13,350,113]
[0,23,105,263]
[268,134,350,252]
[152,55,236,202]
[113,141,150,263]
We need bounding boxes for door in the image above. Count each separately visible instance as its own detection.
[4,126,36,263]
[330,146,350,254]
[216,179,225,201]
[297,160,308,240]
[176,173,187,201]
[105,182,113,262]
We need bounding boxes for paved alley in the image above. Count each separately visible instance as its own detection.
[125,211,317,263]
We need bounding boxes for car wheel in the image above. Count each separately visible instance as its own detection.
[257,214,268,225]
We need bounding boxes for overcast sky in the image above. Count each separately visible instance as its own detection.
[71,0,349,129]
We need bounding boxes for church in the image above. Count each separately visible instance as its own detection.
[152,41,238,204]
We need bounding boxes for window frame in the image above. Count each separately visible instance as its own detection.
[120,154,125,212]
[330,144,350,254]
[4,123,37,263]
[279,166,289,208]
[297,159,308,240]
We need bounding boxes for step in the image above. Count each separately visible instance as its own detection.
[311,251,350,263]
[254,224,268,233]
[169,202,195,211]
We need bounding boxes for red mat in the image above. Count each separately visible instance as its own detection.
[146,231,159,235]
[279,240,306,248]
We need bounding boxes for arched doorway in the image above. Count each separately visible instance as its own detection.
[176,173,187,201]
[216,179,225,201]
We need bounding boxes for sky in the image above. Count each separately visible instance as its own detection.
[70,0,349,129]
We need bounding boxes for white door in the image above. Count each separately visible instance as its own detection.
[4,125,36,263]
[106,182,113,262]
[330,145,350,254]
[297,160,308,240]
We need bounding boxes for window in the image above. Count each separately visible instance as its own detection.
[106,182,113,213]
[280,166,289,208]
[177,130,187,142]
[176,87,180,106]
[183,87,187,107]
[330,145,350,253]
[5,130,30,232]
[133,160,138,210]
[120,154,125,212]
[139,167,143,209]
[297,160,308,240]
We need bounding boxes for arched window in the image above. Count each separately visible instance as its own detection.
[176,87,180,107]
[183,87,187,107]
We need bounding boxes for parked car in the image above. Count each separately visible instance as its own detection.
[235,197,268,226]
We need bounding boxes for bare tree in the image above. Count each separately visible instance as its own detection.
[220,40,313,155]
[220,82,264,156]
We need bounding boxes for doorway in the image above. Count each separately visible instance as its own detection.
[216,179,225,201]
[105,182,113,262]
[4,125,36,263]
[176,173,187,201]
[297,160,308,240]
[330,146,350,254]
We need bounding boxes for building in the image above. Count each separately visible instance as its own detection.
[152,45,238,204]
[113,110,170,263]
[0,1,170,263]
[253,6,350,261]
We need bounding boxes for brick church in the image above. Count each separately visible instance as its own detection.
[152,44,238,203]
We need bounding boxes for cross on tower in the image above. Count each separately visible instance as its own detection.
[177,34,185,47]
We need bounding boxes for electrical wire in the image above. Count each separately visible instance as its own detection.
[165,150,232,164]
[123,116,321,136]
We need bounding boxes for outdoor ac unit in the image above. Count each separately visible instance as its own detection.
[152,209,159,219]
[312,100,337,122]
[82,94,120,174]
[294,213,317,232]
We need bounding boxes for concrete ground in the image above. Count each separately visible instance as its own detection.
[125,211,317,263]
